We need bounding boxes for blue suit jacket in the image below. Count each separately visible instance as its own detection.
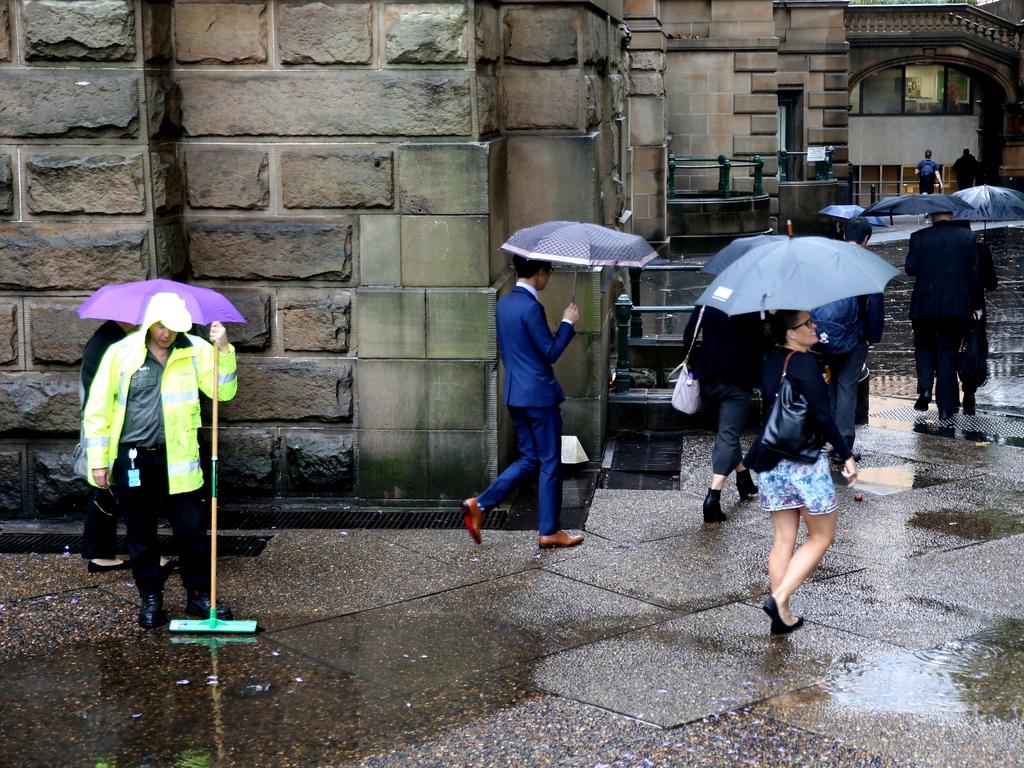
[496,286,575,407]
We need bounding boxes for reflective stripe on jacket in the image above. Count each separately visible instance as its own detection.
[82,330,238,495]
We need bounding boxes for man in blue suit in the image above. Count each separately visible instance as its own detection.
[462,255,583,549]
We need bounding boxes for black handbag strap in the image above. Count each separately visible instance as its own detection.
[683,306,706,365]
[780,350,796,381]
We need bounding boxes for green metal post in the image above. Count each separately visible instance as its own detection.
[778,150,788,182]
[825,146,834,180]
[668,153,676,198]
[615,294,632,392]
[753,155,764,196]
[717,154,731,198]
[628,268,644,338]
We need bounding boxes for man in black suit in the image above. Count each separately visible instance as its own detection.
[905,211,984,420]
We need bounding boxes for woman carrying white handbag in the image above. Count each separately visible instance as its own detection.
[678,305,766,523]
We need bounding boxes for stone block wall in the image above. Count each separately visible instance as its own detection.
[0,0,626,517]
[664,0,780,199]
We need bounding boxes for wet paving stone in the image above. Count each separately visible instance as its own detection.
[514,602,897,728]
[543,528,860,612]
[0,551,130,602]
[592,709,905,768]
[269,569,672,695]
[773,567,993,651]
[758,619,1024,768]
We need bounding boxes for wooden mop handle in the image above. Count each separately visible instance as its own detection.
[210,343,218,613]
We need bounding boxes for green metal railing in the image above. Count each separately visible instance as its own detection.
[614,264,702,393]
[778,146,834,182]
[668,154,764,199]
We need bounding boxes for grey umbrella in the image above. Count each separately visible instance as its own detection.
[695,236,899,316]
[952,185,1024,221]
[862,193,976,217]
[500,221,658,268]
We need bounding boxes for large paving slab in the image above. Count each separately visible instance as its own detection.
[514,602,897,727]
[269,568,672,695]
[758,618,1024,768]
[97,530,479,632]
[544,526,861,611]
[383,527,601,581]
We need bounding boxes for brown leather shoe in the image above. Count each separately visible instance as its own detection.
[538,530,584,549]
[461,497,483,544]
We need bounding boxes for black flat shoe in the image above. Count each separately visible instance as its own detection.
[913,394,931,411]
[962,394,976,416]
[771,616,805,635]
[88,560,130,573]
[762,595,781,622]
[938,410,956,421]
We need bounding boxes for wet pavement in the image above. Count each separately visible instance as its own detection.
[3,417,1024,766]
[3,223,1024,766]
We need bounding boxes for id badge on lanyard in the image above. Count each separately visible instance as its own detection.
[127,448,141,488]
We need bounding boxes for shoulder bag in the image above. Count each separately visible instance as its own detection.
[761,351,820,463]
[670,306,705,415]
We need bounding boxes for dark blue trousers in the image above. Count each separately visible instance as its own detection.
[477,405,563,536]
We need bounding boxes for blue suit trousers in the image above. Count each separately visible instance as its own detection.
[477,405,563,536]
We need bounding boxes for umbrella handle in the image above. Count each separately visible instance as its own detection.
[210,345,218,612]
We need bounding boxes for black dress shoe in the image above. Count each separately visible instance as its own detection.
[962,394,976,416]
[702,489,727,523]
[938,409,956,421]
[138,593,166,629]
[913,394,931,411]
[87,559,130,573]
[185,592,233,621]
[736,470,758,500]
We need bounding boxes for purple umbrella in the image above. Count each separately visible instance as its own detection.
[77,279,246,325]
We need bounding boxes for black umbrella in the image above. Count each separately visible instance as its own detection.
[862,193,976,217]
[952,185,1024,221]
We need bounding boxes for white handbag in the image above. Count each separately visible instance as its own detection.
[669,306,704,415]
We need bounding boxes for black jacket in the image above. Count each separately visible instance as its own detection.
[905,220,983,320]
[682,305,764,393]
[743,350,851,473]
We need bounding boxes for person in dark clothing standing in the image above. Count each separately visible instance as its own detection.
[915,149,942,194]
[952,148,980,190]
[811,218,884,460]
[80,320,133,572]
[906,211,984,419]
[744,310,857,634]
[682,306,764,523]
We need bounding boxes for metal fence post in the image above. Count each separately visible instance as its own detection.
[778,150,788,182]
[615,294,632,392]
[870,183,877,205]
[718,154,731,198]
[753,155,764,196]
[628,268,643,338]
[667,153,676,198]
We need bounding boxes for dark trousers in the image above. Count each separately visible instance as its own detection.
[112,445,208,596]
[477,405,563,536]
[701,381,750,476]
[823,340,869,452]
[913,317,968,414]
[81,487,119,560]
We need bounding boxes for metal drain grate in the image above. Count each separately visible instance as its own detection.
[218,507,511,531]
[870,404,1024,445]
[0,533,270,557]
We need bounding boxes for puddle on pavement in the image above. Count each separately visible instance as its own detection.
[0,635,535,766]
[823,619,1024,721]
[843,464,946,496]
[909,507,1024,541]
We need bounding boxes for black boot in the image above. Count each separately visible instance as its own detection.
[138,592,166,629]
[962,392,976,416]
[913,393,931,411]
[736,470,757,500]
[703,489,727,523]
[185,591,233,621]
